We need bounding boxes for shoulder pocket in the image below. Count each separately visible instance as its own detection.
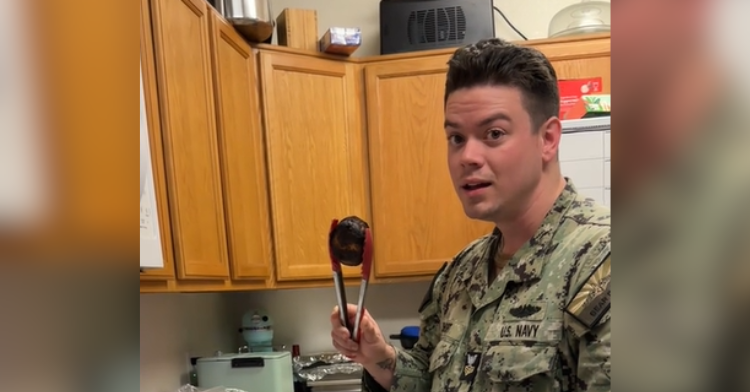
[427,321,465,373]
[483,344,559,384]
[428,339,457,373]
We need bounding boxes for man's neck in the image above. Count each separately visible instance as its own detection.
[495,175,566,257]
[617,50,722,199]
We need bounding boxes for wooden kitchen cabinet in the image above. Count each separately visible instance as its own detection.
[208,11,274,282]
[149,0,231,280]
[139,0,177,283]
[363,56,495,278]
[141,0,276,292]
[257,51,369,283]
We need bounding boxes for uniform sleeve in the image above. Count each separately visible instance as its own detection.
[575,312,611,391]
[362,262,449,392]
[564,253,611,392]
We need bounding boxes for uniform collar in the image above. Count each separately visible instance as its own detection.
[460,178,579,308]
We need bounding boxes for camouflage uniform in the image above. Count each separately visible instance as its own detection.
[364,179,611,392]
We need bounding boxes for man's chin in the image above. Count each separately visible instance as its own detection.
[462,206,495,222]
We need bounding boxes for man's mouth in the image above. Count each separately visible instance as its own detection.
[462,183,491,191]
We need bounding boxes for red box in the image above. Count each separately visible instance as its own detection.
[557,78,603,118]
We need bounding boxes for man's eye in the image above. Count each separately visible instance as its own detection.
[447,135,464,145]
[487,129,505,140]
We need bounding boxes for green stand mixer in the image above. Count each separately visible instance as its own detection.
[238,309,275,352]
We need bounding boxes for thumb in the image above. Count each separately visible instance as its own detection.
[360,312,381,345]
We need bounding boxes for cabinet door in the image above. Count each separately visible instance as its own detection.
[259,52,368,282]
[139,0,175,281]
[364,56,494,278]
[534,35,611,93]
[150,0,230,279]
[209,11,273,280]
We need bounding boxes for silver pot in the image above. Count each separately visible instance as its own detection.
[215,0,275,43]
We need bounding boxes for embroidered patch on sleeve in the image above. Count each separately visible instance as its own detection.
[565,253,611,329]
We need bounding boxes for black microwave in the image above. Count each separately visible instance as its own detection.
[379,0,496,55]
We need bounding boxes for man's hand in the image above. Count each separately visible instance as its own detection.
[330,304,396,373]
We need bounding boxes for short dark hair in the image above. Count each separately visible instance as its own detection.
[445,38,560,130]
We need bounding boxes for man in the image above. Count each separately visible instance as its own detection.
[330,38,611,392]
[613,0,750,391]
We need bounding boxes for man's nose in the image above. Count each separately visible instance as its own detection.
[459,139,485,167]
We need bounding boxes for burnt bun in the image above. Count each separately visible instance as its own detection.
[330,216,369,267]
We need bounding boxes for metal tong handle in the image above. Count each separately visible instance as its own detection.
[332,268,351,334]
[351,228,373,341]
[330,220,352,335]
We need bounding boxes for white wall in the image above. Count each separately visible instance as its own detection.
[267,0,610,57]
[140,293,236,392]
[139,282,430,392]
[227,280,431,354]
[139,282,430,391]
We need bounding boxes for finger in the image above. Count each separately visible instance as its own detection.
[332,339,359,359]
[347,306,370,329]
[332,305,359,329]
[331,330,360,351]
[330,306,342,329]
[331,305,352,330]
[346,303,366,325]
[339,329,354,342]
[333,342,359,357]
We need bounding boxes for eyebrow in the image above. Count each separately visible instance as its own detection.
[444,112,512,129]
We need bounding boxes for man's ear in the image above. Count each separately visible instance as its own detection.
[539,117,562,163]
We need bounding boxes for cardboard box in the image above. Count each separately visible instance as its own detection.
[319,27,361,56]
[276,8,318,51]
[558,78,603,118]
[564,94,611,120]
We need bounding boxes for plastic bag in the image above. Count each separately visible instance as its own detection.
[176,384,248,392]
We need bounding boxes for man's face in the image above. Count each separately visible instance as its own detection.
[444,85,559,223]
